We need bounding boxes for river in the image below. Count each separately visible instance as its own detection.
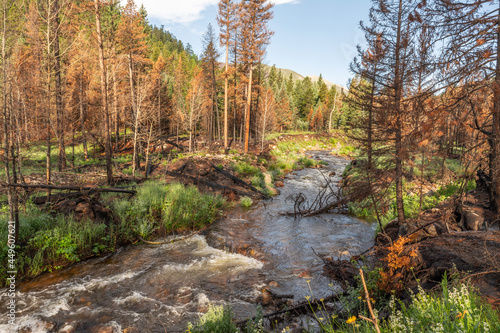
[0,151,375,332]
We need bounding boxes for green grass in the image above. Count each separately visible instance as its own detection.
[207,274,500,333]
[0,202,113,284]
[348,179,476,229]
[0,180,227,287]
[240,196,253,208]
[302,275,500,333]
[111,181,227,238]
[187,305,238,333]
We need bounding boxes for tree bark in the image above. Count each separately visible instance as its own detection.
[54,0,66,172]
[224,42,229,148]
[492,1,500,213]
[394,0,405,224]
[244,66,253,153]
[79,64,88,160]
[128,53,140,176]
[94,0,113,185]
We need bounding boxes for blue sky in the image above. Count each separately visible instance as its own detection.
[136,0,372,87]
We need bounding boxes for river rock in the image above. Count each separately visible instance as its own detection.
[75,201,94,218]
[268,281,279,288]
[463,206,485,231]
[90,325,116,333]
[123,328,138,333]
[259,289,273,306]
[263,173,273,185]
[58,322,78,333]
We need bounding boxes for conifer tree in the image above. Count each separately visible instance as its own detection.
[201,23,221,141]
[217,0,237,149]
[116,0,148,176]
[239,0,274,153]
[94,0,113,184]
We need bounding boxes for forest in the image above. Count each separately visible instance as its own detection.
[1,0,500,332]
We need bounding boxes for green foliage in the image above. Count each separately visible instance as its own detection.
[162,183,226,231]
[338,145,356,156]
[240,196,253,208]
[231,161,261,177]
[0,205,111,283]
[346,155,477,229]
[245,306,264,333]
[112,181,226,237]
[304,275,500,333]
[186,305,238,333]
[386,277,500,333]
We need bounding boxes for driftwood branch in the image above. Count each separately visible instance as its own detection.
[303,193,354,217]
[2,183,136,195]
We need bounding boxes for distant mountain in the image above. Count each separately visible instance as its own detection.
[261,64,344,91]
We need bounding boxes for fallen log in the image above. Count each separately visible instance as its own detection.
[165,171,258,198]
[210,164,266,197]
[164,140,184,151]
[2,183,136,195]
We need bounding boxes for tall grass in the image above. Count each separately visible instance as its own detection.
[307,275,500,333]
[0,203,112,284]
[111,181,227,237]
[186,305,238,333]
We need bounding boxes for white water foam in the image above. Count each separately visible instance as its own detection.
[161,236,263,274]
[113,291,158,306]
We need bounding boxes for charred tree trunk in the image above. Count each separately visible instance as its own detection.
[94,0,113,185]
[54,0,66,172]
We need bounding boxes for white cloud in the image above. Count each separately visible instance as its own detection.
[135,0,299,25]
[272,0,299,4]
[136,0,219,25]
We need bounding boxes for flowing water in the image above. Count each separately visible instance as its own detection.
[0,152,375,333]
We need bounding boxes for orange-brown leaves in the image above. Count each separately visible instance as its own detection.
[378,236,418,294]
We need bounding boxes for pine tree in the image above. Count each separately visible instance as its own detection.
[94,0,113,184]
[239,0,274,153]
[116,0,148,176]
[201,23,221,142]
[217,0,237,149]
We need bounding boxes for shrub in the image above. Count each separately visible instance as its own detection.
[240,196,253,208]
[387,277,500,333]
[162,183,226,231]
[186,305,237,333]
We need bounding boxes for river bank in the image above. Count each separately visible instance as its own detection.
[1,147,371,332]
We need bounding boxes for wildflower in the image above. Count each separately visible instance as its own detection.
[320,298,324,302]
[346,316,357,324]
[306,280,310,283]
[319,317,324,321]
[456,310,468,318]
[305,296,310,301]
[370,298,376,303]
[358,296,362,299]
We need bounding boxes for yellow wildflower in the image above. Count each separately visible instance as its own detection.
[346,316,357,324]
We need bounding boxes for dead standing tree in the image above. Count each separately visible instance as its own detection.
[239,0,274,153]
